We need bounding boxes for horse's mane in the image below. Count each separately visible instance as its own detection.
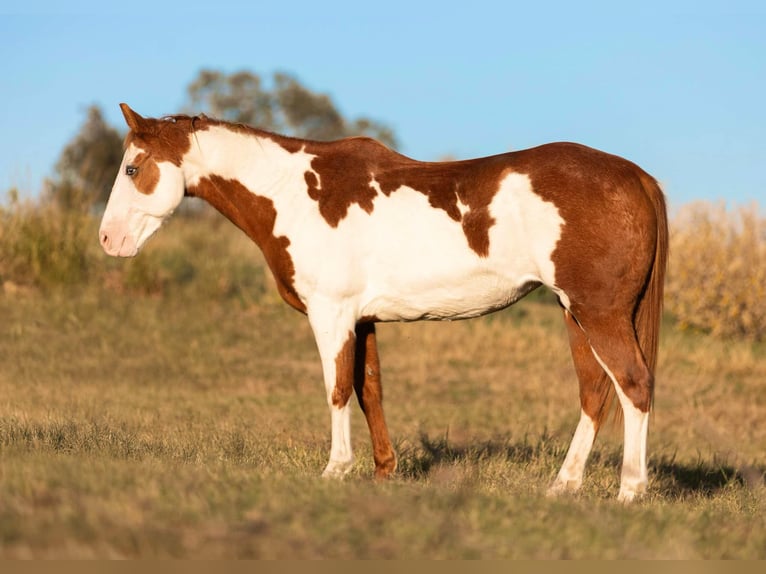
[160,112,316,152]
[127,111,388,158]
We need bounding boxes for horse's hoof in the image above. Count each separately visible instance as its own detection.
[322,459,354,478]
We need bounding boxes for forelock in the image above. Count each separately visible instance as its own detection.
[122,115,200,166]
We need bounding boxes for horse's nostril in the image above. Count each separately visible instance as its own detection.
[100,232,110,249]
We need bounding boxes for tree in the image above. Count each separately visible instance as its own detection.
[186,69,398,148]
[185,69,275,128]
[47,104,124,208]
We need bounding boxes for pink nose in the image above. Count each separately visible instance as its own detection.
[99,224,137,257]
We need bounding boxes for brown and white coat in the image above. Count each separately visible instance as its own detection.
[100,104,667,501]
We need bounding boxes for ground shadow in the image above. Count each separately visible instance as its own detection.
[395,430,561,479]
[396,432,765,499]
[650,456,765,497]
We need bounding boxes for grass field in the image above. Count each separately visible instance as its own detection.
[1,220,765,558]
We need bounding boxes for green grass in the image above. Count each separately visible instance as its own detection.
[0,215,765,558]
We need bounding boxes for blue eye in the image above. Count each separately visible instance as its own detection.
[125,165,138,176]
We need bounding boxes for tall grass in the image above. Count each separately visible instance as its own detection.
[0,193,268,304]
[0,189,93,288]
[666,201,766,340]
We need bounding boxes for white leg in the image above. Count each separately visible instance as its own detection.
[308,305,357,478]
[591,350,650,502]
[548,409,597,495]
[323,402,354,478]
[613,384,650,502]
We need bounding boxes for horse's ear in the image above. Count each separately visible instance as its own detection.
[120,103,147,133]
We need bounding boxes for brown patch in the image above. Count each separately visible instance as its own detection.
[461,206,495,258]
[125,115,200,167]
[186,175,305,313]
[131,152,160,195]
[332,330,356,408]
[303,141,378,227]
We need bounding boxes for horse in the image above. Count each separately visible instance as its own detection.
[99,103,667,502]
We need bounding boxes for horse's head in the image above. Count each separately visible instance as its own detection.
[99,104,192,257]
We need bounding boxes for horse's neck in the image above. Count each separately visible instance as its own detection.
[184,125,313,242]
[186,125,311,198]
[182,124,311,312]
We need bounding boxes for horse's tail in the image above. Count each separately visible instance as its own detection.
[594,171,668,429]
[635,172,668,381]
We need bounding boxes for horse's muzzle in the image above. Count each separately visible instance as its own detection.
[99,224,138,257]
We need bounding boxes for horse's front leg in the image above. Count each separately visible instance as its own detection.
[308,304,358,478]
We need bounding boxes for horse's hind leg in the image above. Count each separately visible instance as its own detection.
[353,323,397,478]
[549,310,611,495]
[574,311,653,502]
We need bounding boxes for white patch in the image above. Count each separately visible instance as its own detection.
[379,172,559,320]
[100,143,185,257]
[486,173,562,287]
[185,126,316,195]
[456,197,471,217]
[549,409,597,495]
[591,349,650,502]
[369,175,383,195]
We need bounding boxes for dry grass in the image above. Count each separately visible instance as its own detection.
[0,190,92,288]
[666,201,766,339]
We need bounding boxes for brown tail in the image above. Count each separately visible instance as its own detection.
[634,173,668,380]
[594,172,668,428]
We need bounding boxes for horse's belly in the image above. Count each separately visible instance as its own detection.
[360,268,542,322]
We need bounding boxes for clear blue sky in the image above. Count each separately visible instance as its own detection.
[1,1,764,210]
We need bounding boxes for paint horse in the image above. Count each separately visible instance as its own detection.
[100,104,667,502]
